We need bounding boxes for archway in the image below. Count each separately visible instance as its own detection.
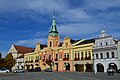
[97,63,104,72]
[55,63,58,71]
[64,62,70,71]
[109,63,117,70]
[85,63,92,72]
[75,64,79,71]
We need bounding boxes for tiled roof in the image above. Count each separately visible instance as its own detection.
[76,38,95,45]
[14,45,35,54]
[17,55,24,59]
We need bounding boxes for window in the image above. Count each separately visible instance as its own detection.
[106,42,108,45]
[81,52,83,57]
[85,51,87,57]
[89,51,91,57]
[78,53,80,58]
[100,43,102,46]
[36,56,39,60]
[48,55,51,60]
[100,53,103,59]
[56,54,58,59]
[50,41,52,47]
[96,53,98,59]
[106,52,109,58]
[67,53,69,58]
[75,53,76,58]
[64,53,66,58]
[111,52,115,58]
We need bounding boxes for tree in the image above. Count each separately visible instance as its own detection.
[4,53,15,69]
[0,58,5,68]
[0,52,2,58]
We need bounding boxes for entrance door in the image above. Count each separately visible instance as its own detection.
[97,63,104,72]
[75,64,79,71]
[64,62,70,71]
[55,63,58,71]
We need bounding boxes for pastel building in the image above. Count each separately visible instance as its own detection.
[93,30,119,73]
[8,44,34,70]
[24,16,95,72]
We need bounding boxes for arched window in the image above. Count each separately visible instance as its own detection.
[106,52,109,58]
[96,53,98,59]
[100,53,103,59]
[50,41,52,47]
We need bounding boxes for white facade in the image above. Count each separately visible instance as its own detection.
[8,44,24,70]
[93,30,119,73]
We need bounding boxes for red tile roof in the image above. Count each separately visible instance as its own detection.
[14,45,34,54]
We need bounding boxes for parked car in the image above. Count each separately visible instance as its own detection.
[44,68,52,72]
[13,69,25,73]
[117,69,120,73]
[0,68,10,73]
[28,69,35,72]
[34,67,41,72]
[107,68,115,75]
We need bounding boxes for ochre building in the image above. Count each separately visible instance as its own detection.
[24,16,95,72]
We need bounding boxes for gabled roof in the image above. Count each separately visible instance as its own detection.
[13,45,35,54]
[76,38,95,45]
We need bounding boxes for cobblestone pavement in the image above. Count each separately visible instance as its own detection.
[0,72,120,80]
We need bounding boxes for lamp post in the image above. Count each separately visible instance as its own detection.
[92,53,95,74]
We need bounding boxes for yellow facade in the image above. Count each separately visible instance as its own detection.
[24,36,94,72]
[24,16,95,72]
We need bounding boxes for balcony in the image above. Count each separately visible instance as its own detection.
[74,58,80,61]
[85,56,91,60]
[63,58,69,61]
[54,58,58,61]
[42,59,45,62]
[35,60,39,62]
[81,57,84,60]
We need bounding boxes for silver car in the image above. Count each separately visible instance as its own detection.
[0,68,10,73]
[13,69,25,73]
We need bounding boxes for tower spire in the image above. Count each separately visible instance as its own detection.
[49,10,58,36]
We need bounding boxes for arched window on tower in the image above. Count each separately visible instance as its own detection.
[50,41,52,47]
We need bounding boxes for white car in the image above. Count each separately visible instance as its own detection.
[0,68,10,73]
[13,69,25,73]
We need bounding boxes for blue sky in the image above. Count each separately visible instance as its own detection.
[0,0,120,57]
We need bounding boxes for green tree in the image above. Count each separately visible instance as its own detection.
[0,58,5,68]
[0,52,2,58]
[5,53,15,69]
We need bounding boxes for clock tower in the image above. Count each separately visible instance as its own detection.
[48,16,60,48]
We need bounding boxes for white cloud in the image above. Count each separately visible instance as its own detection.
[58,23,104,37]
[85,0,120,10]
[15,38,47,47]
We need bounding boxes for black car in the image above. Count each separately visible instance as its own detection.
[34,67,41,72]
[117,69,120,73]
[28,69,35,72]
[44,68,52,72]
